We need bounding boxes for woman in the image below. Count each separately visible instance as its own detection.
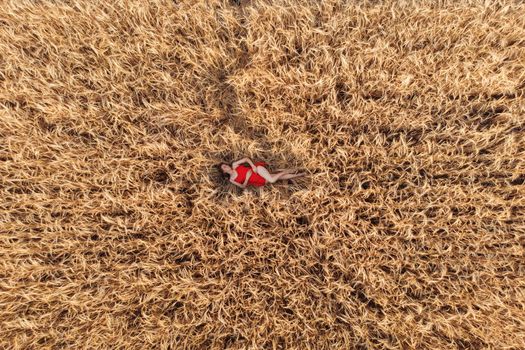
[220,157,305,189]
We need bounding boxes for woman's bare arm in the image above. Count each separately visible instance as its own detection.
[242,172,251,187]
[232,157,257,172]
[229,178,244,188]
[229,170,252,189]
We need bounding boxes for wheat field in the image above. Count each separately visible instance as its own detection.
[1,0,525,349]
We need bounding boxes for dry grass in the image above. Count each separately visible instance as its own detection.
[1,0,525,349]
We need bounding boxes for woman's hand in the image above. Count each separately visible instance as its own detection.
[230,170,252,189]
[243,170,252,187]
[246,159,257,173]
[233,157,257,173]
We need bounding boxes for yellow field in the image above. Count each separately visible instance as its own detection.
[1,0,524,349]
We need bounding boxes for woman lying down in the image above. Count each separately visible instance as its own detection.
[219,157,305,188]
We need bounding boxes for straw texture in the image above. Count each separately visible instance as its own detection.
[1,0,524,349]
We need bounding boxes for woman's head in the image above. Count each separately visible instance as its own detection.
[220,163,232,174]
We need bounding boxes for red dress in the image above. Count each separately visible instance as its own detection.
[234,161,268,187]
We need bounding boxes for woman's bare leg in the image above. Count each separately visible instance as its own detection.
[277,173,305,181]
[256,167,288,183]
[257,166,305,183]
[275,168,294,172]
